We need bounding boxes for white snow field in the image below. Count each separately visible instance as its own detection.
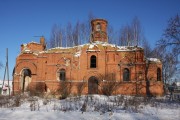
[0,95,179,120]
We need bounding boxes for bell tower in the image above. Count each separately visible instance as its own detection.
[91,19,108,43]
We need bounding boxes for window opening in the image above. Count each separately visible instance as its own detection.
[123,68,130,81]
[90,55,96,68]
[59,69,66,81]
[157,68,161,81]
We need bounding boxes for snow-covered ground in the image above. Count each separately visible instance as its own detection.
[0,95,179,120]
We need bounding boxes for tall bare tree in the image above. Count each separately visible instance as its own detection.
[131,17,142,46]
[108,24,117,44]
[49,24,64,48]
[151,45,177,85]
[157,14,180,56]
[119,25,132,46]
[142,37,152,57]
[80,22,89,44]
[86,12,95,43]
[48,13,95,48]
[118,17,143,46]
[156,14,180,84]
[66,22,73,47]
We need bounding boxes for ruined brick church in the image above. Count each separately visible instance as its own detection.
[13,19,164,96]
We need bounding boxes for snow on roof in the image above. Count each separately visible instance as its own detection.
[89,44,95,49]
[74,51,81,57]
[29,41,41,44]
[22,43,27,46]
[24,49,30,52]
[48,46,73,50]
[20,42,143,57]
[86,50,101,52]
[22,41,40,46]
[46,43,143,54]
[87,41,142,51]
[117,46,140,51]
[147,58,161,63]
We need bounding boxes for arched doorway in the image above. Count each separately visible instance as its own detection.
[20,69,31,92]
[88,76,98,94]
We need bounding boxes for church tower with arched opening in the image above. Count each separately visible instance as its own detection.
[91,19,108,42]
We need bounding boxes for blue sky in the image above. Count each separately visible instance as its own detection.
[0,0,180,80]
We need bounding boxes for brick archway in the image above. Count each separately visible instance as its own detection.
[83,71,103,83]
[15,61,37,75]
[13,61,37,92]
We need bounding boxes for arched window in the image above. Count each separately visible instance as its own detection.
[123,68,130,81]
[96,23,101,31]
[59,69,66,81]
[157,68,161,81]
[23,69,31,77]
[90,55,96,68]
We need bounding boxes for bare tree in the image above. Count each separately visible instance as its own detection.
[49,24,64,48]
[108,24,117,44]
[48,15,144,48]
[80,22,89,45]
[73,21,80,46]
[155,14,180,84]
[48,13,95,48]
[85,12,95,44]
[142,37,152,57]
[157,14,180,56]
[119,25,132,46]
[151,46,177,85]
[66,22,73,47]
[118,17,143,46]
[131,16,142,46]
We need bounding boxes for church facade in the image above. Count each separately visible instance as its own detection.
[13,19,164,96]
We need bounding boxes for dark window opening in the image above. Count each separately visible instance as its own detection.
[96,23,101,31]
[23,69,31,77]
[157,68,161,81]
[45,84,47,92]
[90,55,96,68]
[59,69,66,81]
[123,68,130,81]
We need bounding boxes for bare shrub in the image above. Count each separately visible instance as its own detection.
[12,95,21,107]
[76,82,85,96]
[115,95,124,106]
[27,83,45,97]
[123,96,141,113]
[80,101,87,113]
[43,99,49,105]
[58,81,72,99]
[0,96,9,107]
[53,103,58,111]
[101,81,121,96]
[28,97,40,111]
